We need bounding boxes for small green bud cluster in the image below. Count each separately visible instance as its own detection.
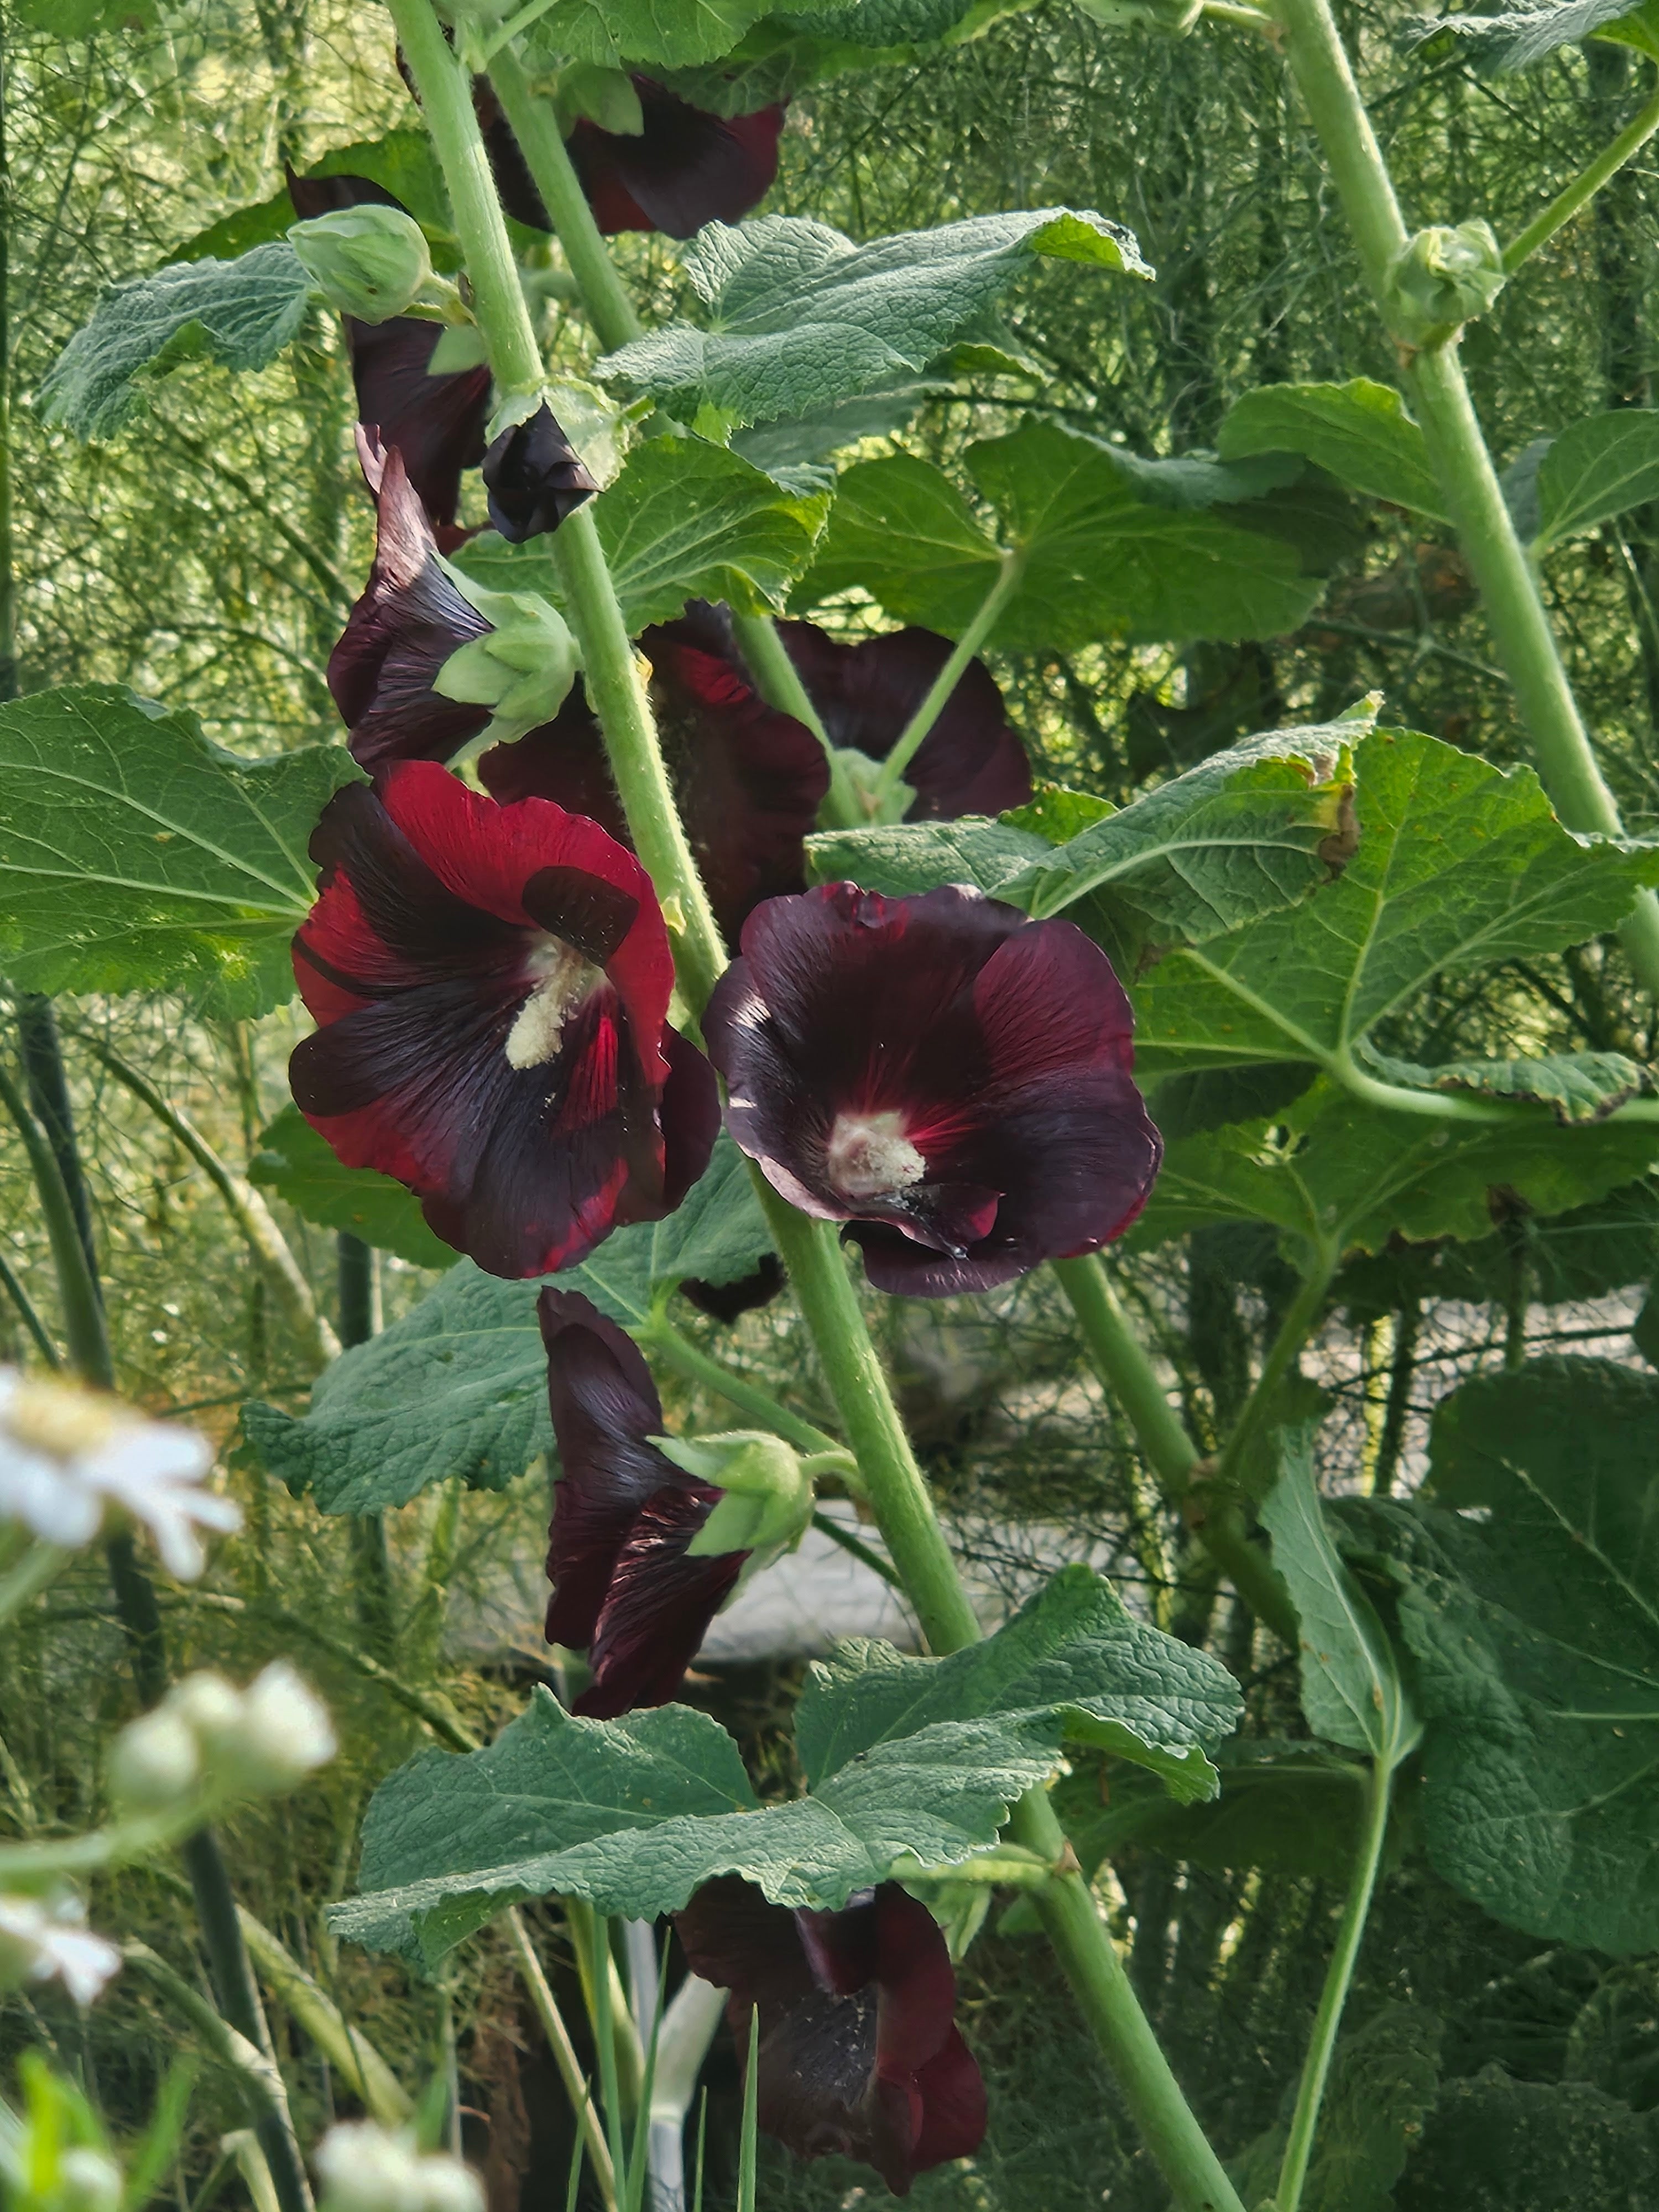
[288,206,439,325]
[1386,221,1506,347]
[656,1430,818,1568]
[108,1660,335,1814]
[434,581,581,751]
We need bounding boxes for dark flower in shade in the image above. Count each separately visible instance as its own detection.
[676,1877,986,2196]
[703,884,1162,1297]
[481,404,599,543]
[473,74,785,242]
[680,1253,786,1322]
[777,622,1034,820]
[539,1288,745,1717]
[328,431,491,773]
[288,171,489,533]
[289,763,717,1280]
[479,604,830,945]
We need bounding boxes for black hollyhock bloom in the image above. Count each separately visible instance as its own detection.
[680,1253,787,1322]
[777,621,1034,819]
[288,170,489,533]
[481,404,599,543]
[289,764,717,1280]
[479,603,829,946]
[676,1876,987,2197]
[473,74,785,242]
[540,1288,746,1716]
[703,883,1162,1297]
[328,431,492,773]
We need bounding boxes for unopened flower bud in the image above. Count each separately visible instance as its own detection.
[237,1661,337,1793]
[128,1663,335,1809]
[1387,220,1506,345]
[289,206,434,325]
[60,2149,123,2212]
[108,1705,201,1810]
[432,585,580,749]
[660,1431,816,1568]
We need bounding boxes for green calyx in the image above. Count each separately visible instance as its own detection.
[288,206,455,326]
[1385,220,1506,347]
[433,579,580,750]
[655,1430,817,1565]
[822,745,917,830]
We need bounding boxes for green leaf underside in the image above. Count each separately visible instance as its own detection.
[40,242,314,437]
[521,0,775,69]
[242,1136,773,1514]
[0,686,359,1016]
[1533,409,1659,546]
[1361,1045,1652,1123]
[1052,1744,1366,1884]
[1262,1432,1416,1764]
[1131,727,1659,1081]
[797,422,1321,651]
[1129,1077,1657,1261]
[1232,2005,1444,2212]
[1399,0,1648,75]
[1357,1358,1659,1952]
[247,1107,452,1270]
[1402,2069,1659,2208]
[451,435,828,632]
[331,1568,1241,1963]
[1217,377,1448,520]
[597,211,1148,429]
[807,718,1358,954]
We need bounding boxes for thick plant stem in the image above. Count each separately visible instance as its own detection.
[1271,0,1659,999]
[1503,85,1659,274]
[484,45,643,354]
[640,1314,842,1456]
[1274,1760,1393,2212]
[729,610,833,745]
[1055,1258,1297,1643]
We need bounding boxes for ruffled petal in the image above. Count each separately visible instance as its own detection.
[328,436,493,771]
[576,1484,746,1716]
[776,622,1032,820]
[706,884,1161,1297]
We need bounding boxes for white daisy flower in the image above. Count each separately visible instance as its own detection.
[315,2123,483,2212]
[0,1890,121,2006]
[0,1369,240,1579]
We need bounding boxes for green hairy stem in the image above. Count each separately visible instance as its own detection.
[395,7,1246,2199]
[1269,0,1659,999]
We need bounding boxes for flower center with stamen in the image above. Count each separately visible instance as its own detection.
[826,1111,926,1201]
[504,935,601,1070]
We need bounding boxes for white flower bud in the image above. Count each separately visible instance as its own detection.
[0,1891,120,2006]
[237,1662,336,1793]
[108,1706,202,1810]
[60,2149,123,2212]
[315,2124,483,2212]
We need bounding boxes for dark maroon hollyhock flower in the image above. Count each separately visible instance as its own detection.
[680,1253,786,1322]
[676,1876,985,2195]
[481,404,599,543]
[288,170,489,533]
[472,74,785,242]
[540,1288,745,1716]
[778,621,1033,819]
[703,884,1162,1297]
[479,604,830,946]
[289,763,717,1279]
[328,431,491,773]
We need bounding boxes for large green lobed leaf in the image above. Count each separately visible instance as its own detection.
[0,686,357,1016]
[1217,378,1447,520]
[331,1568,1240,1965]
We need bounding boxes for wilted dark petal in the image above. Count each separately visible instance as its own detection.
[706,883,1161,1297]
[482,404,599,543]
[570,81,785,239]
[482,606,828,946]
[675,1879,983,2196]
[680,1253,786,1323]
[576,1485,745,1716]
[471,75,552,231]
[776,622,1032,820]
[328,437,492,771]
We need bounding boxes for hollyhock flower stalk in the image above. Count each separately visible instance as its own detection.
[385,28,1249,2212]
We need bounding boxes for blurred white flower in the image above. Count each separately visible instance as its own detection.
[111,1663,335,1813]
[0,1890,120,2005]
[0,1369,240,1578]
[58,2148,123,2212]
[315,2123,484,2212]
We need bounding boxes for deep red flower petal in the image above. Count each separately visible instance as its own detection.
[706,883,1161,1297]
[570,82,784,239]
[576,1485,745,1715]
[327,437,492,771]
[777,622,1032,821]
[675,1878,983,2196]
[680,1252,786,1323]
[481,404,599,543]
[290,767,692,1277]
[481,606,828,946]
